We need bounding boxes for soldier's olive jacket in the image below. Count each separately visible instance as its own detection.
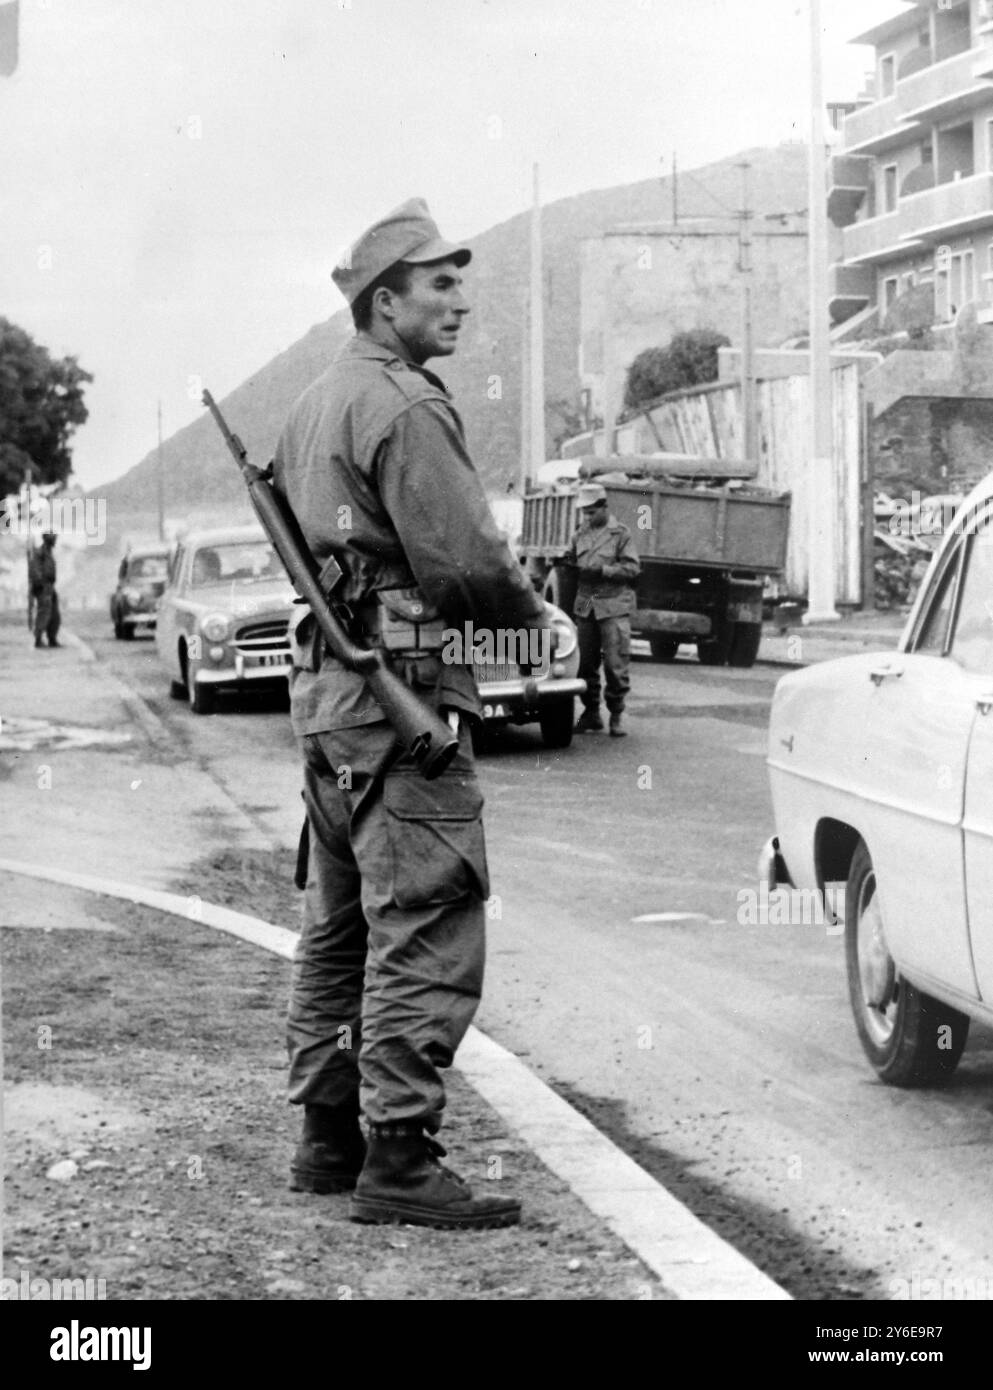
[28,548,57,595]
[273,334,544,735]
[564,515,641,620]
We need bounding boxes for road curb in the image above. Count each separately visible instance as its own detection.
[62,628,174,751]
[0,856,792,1302]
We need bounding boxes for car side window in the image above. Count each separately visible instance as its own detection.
[118,558,128,581]
[949,514,993,675]
[914,547,961,655]
[168,546,183,588]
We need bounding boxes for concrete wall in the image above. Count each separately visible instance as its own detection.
[580,220,814,424]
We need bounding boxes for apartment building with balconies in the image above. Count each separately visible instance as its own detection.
[830,0,993,331]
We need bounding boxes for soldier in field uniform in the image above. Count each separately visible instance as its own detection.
[29,531,61,649]
[273,198,548,1230]
[565,484,641,737]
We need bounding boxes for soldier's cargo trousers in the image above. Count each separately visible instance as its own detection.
[578,613,631,714]
[34,587,60,645]
[286,720,488,1133]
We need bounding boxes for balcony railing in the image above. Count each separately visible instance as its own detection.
[828,262,874,314]
[841,96,914,153]
[844,213,911,264]
[827,152,872,226]
[902,170,993,238]
[897,43,992,120]
[842,171,993,263]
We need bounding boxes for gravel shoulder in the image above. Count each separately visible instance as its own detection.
[2,871,667,1301]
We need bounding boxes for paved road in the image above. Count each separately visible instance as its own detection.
[73,614,993,1300]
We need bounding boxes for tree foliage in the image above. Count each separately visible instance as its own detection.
[623,328,731,412]
[0,317,93,496]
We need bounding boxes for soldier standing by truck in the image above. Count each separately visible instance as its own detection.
[564,483,640,736]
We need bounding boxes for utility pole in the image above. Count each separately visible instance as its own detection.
[805,0,839,622]
[157,400,166,542]
[738,161,758,465]
[528,162,546,483]
[519,291,530,495]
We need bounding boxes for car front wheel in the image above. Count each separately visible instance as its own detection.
[188,665,216,715]
[845,840,968,1086]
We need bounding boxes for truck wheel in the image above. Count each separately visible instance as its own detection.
[727,621,762,669]
[539,697,574,749]
[845,840,968,1085]
[113,616,126,640]
[696,617,733,666]
[649,636,679,662]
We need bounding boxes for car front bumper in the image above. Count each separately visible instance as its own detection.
[478,676,586,721]
[194,650,292,684]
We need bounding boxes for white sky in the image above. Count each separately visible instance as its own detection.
[0,0,907,490]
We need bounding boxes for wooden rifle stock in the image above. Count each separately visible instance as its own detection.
[202,390,459,780]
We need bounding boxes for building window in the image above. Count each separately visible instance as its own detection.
[883,164,898,213]
[883,277,900,310]
[936,248,976,319]
[880,53,896,97]
[921,137,933,165]
[986,118,993,170]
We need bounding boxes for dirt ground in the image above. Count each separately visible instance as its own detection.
[2,867,667,1301]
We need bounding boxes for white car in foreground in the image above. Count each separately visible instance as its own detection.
[762,472,993,1086]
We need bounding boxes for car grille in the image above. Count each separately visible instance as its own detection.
[477,654,550,684]
[234,619,290,650]
[477,661,521,683]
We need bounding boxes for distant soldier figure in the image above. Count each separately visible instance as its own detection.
[29,531,61,648]
[565,484,640,737]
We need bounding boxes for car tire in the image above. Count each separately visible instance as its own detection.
[539,697,574,749]
[844,840,968,1086]
[169,679,187,700]
[121,622,134,641]
[188,667,216,715]
[649,636,679,662]
[727,621,762,669]
[112,608,126,640]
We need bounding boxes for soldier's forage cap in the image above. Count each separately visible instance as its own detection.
[332,197,472,305]
[574,483,608,509]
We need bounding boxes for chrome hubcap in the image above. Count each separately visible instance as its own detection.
[855,871,897,1045]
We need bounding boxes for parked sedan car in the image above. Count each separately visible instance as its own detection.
[110,544,170,638]
[761,473,993,1087]
[473,601,585,748]
[155,524,296,714]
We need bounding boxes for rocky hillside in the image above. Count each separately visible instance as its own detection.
[97,143,810,523]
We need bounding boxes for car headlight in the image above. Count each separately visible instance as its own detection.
[201,613,231,643]
[550,615,576,660]
[123,587,142,604]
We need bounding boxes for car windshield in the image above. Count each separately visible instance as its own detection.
[190,540,282,588]
[129,555,168,580]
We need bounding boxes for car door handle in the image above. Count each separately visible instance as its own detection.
[977,692,993,715]
[869,663,904,686]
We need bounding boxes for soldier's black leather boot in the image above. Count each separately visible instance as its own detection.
[289,1099,366,1194]
[349,1123,521,1229]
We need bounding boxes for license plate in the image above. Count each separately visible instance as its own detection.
[249,652,291,668]
[482,703,507,718]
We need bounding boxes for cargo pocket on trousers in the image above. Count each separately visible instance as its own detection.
[383,771,490,909]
